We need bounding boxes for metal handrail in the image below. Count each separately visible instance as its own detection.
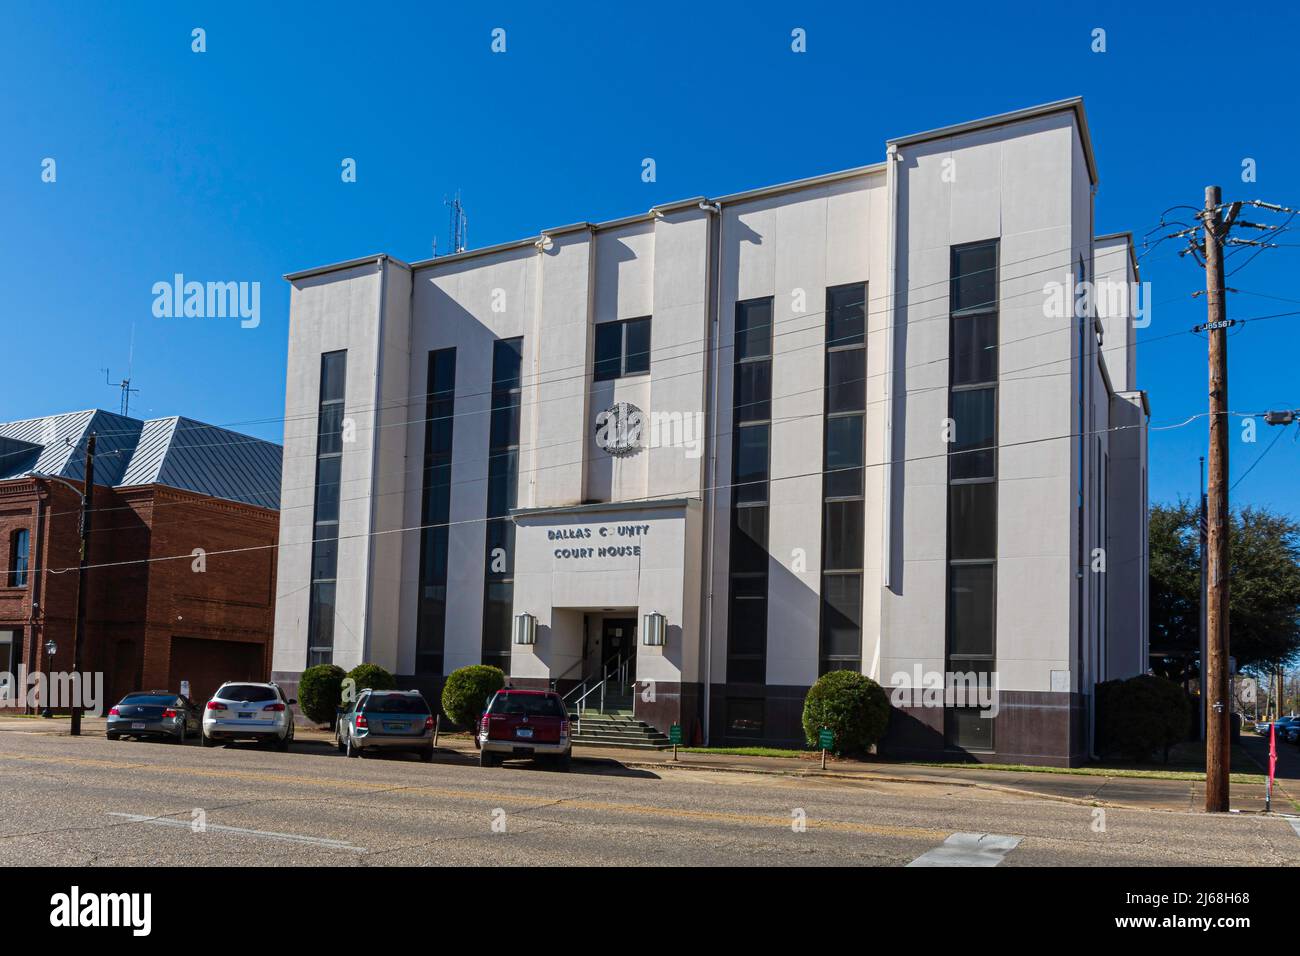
[572,678,605,718]
[550,657,586,692]
[568,650,632,719]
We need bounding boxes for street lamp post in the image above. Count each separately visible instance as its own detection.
[41,638,57,718]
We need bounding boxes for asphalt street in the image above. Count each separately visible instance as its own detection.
[1,731,1297,866]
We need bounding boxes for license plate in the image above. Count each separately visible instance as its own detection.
[239,712,254,719]
[384,723,405,732]
[516,727,533,738]
[131,722,146,730]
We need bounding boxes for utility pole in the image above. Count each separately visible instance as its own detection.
[1201,186,1234,813]
[69,432,95,737]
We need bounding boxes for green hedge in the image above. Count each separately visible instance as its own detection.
[297,664,346,726]
[1096,674,1193,763]
[344,663,398,699]
[801,671,891,755]
[442,665,506,729]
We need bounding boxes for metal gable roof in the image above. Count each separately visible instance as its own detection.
[0,409,97,479]
[121,416,282,510]
[0,409,281,510]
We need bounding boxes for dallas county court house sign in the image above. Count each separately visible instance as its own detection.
[548,523,651,561]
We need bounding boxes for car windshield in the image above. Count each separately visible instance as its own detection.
[120,694,174,706]
[489,694,565,717]
[364,694,430,714]
[217,685,278,702]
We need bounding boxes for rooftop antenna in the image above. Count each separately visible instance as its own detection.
[102,324,140,416]
[445,191,468,253]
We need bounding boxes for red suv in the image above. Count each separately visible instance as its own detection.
[478,688,572,770]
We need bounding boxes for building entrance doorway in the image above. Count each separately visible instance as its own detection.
[601,618,635,673]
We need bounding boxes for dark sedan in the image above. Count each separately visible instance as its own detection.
[107,691,202,743]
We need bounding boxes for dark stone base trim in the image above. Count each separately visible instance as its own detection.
[710,683,811,749]
[879,690,1088,768]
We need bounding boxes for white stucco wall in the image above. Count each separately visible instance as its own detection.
[882,111,1085,696]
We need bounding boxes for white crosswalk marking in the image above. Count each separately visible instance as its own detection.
[108,813,366,853]
[905,832,1022,867]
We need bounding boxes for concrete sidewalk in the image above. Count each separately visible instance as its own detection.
[429,732,1278,814]
[5,715,1283,815]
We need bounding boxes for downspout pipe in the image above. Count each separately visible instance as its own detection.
[700,199,722,745]
[881,144,900,596]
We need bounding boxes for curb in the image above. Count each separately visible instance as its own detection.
[604,756,1118,809]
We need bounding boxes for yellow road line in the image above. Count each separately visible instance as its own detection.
[0,749,942,840]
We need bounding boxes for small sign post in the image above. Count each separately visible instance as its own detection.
[818,727,834,769]
[669,723,682,760]
[1267,722,1277,813]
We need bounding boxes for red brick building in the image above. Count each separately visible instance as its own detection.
[0,410,281,710]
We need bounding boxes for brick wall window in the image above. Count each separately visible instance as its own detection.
[8,528,29,588]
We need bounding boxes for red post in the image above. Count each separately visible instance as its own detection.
[1267,723,1277,813]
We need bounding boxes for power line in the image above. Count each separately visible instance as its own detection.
[1230,422,1290,493]
[28,304,1300,531]
[24,410,1208,578]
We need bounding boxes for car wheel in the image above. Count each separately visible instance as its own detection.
[336,732,346,754]
[174,725,186,745]
[420,746,434,763]
[200,732,217,748]
[479,750,498,768]
[555,750,572,772]
[106,733,119,741]
[276,732,290,752]
[345,734,359,758]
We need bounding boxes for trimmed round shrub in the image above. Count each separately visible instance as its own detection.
[442,665,506,730]
[345,663,398,696]
[1096,674,1193,763]
[801,671,891,755]
[297,664,346,726]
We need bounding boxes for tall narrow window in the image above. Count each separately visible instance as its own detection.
[727,297,773,686]
[946,241,998,751]
[820,282,867,674]
[307,350,346,667]
[482,337,522,672]
[416,348,456,675]
[8,529,30,588]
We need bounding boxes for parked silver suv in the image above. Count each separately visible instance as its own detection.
[202,682,296,749]
[337,689,435,761]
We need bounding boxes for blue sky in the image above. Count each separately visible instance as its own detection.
[3,0,1297,514]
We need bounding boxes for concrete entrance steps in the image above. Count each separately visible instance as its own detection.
[572,711,673,750]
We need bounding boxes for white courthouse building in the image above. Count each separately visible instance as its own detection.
[272,98,1148,765]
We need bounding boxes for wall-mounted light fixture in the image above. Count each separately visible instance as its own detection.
[512,612,537,646]
[642,611,667,646]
